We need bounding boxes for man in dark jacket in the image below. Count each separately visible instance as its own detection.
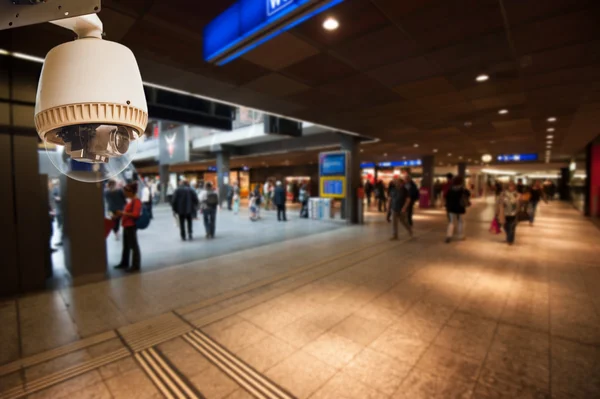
[273,181,287,222]
[403,174,419,228]
[171,180,199,241]
[388,177,412,240]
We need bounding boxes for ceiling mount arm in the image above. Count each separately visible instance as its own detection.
[50,13,103,39]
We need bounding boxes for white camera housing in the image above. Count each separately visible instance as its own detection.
[34,14,148,182]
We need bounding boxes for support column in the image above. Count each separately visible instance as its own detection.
[340,135,361,224]
[559,167,571,201]
[457,162,467,178]
[216,151,231,205]
[421,155,434,208]
[61,174,108,285]
[159,164,169,203]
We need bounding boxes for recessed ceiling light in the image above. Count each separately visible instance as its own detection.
[468,159,472,162]
[402,156,406,160]
[323,17,339,31]
[448,153,452,156]
[546,135,554,139]
[360,149,364,153]
[433,149,438,153]
[498,109,508,115]
[459,156,463,159]
[414,143,419,148]
[464,121,473,127]
[476,74,489,82]
[547,117,557,122]
[547,127,555,132]
[383,153,388,157]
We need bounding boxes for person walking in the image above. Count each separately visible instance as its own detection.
[171,180,199,241]
[299,184,309,218]
[364,179,373,208]
[232,182,241,215]
[388,177,412,240]
[274,181,287,222]
[404,173,419,228]
[114,182,142,273]
[141,180,153,219]
[199,182,219,238]
[497,181,521,245]
[375,180,387,213]
[263,180,271,210]
[225,182,234,211]
[105,180,127,241]
[444,176,471,243]
[528,180,546,225]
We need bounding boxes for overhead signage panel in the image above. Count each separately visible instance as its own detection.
[497,154,538,162]
[204,0,345,65]
[320,152,347,176]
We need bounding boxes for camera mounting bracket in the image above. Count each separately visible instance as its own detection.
[0,0,100,31]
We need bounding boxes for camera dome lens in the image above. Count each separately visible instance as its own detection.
[45,128,140,183]
[111,127,131,155]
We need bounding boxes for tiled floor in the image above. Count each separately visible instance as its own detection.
[1,199,599,399]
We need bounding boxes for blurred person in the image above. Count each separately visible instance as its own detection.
[388,176,412,240]
[404,173,420,228]
[364,179,373,207]
[104,179,127,241]
[375,180,387,213]
[171,180,199,241]
[263,180,271,210]
[141,179,153,220]
[433,179,442,207]
[50,180,63,246]
[225,182,234,211]
[166,181,175,204]
[516,178,525,194]
[252,184,262,219]
[274,181,287,222]
[444,176,471,243]
[528,180,547,225]
[299,183,309,218]
[497,181,521,245]
[441,173,453,207]
[232,182,241,215]
[114,182,142,272]
[199,182,219,238]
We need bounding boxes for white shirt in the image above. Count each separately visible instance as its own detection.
[141,186,151,202]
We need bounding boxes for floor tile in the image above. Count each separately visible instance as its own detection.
[343,348,411,396]
[302,332,364,369]
[265,351,336,399]
[310,371,388,399]
[104,366,163,399]
[330,314,388,346]
[369,327,429,366]
[189,364,240,399]
[236,335,297,372]
[393,368,475,399]
[28,371,103,399]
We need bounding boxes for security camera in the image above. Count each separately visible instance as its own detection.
[34,14,148,168]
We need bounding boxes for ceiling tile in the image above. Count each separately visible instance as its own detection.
[281,53,357,86]
[241,33,320,71]
[368,57,441,86]
[394,77,456,99]
[243,73,310,97]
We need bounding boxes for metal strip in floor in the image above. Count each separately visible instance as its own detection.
[183,330,296,399]
[135,348,204,399]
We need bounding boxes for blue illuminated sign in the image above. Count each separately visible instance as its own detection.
[376,160,422,168]
[497,154,538,162]
[361,162,376,168]
[204,0,345,65]
[320,152,346,176]
[267,0,295,16]
[323,179,344,196]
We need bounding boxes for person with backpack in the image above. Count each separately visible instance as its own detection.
[199,182,219,238]
[114,182,142,273]
[444,176,471,243]
[403,173,420,228]
[388,176,412,240]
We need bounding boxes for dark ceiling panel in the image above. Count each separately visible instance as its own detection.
[333,25,419,71]
[241,33,319,71]
[211,58,271,86]
[243,73,310,97]
[290,0,388,47]
[368,56,441,86]
[281,53,357,86]
[394,77,456,99]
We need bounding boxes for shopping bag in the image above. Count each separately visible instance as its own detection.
[489,218,501,234]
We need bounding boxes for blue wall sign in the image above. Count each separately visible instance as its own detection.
[320,152,347,176]
[497,154,538,162]
[204,0,345,65]
[323,179,344,195]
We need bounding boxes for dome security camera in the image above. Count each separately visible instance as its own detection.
[34,14,148,182]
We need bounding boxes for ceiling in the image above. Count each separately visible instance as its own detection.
[2,0,600,166]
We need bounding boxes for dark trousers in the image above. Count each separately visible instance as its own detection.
[407,203,415,227]
[277,204,287,221]
[300,200,308,218]
[112,216,122,234]
[529,202,538,223]
[143,201,153,219]
[203,208,217,237]
[227,197,233,210]
[178,214,193,239]
[378,198,387,212]
[120,226,140,269]
[504,216,517,243]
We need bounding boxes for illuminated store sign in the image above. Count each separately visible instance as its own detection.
[497,154,538,162]
[204,0,345,65]
[359,160,422,169]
